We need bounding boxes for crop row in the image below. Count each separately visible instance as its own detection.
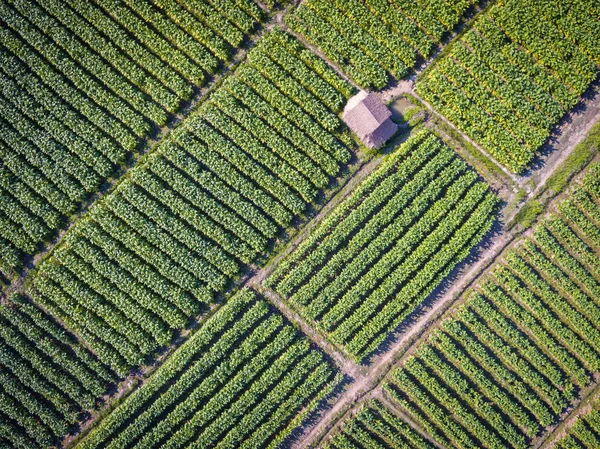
[27,29,353,374]
[0,0,265,280]
[0,297,116,448]
[76,289,340,449]
[267,130,498,361]
[286,0,478,88]
[384,163,600,448]
[325,399,435,449]
[416,0,599,173]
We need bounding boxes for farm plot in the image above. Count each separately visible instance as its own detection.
[76,288,340,449]
[552,398,600,449]
[27,29,353,375]
[417,0,600,173]
[266,129,498,362]
[0,297,117,449]
[0,0,265,282]
[384,163,600,448]
[286,0,480,89]
[324,399,435,449]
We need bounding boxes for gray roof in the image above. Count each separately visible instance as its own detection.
[343,91,397,149]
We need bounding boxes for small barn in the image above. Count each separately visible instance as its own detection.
[343,91,397,149]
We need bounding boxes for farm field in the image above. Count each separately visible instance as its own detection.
[323,399,435,449]
[266,129,498,361]
[416,0,600,173]
[25,28,353,375]
[0,296,117,448]
[1,1,599,448]
[383,164,600,449]
[75,288,340,449]
[286,0,480,89]
[0,0,267,285]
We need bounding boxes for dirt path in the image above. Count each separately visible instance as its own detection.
[291,367,376,449]
[378,79,415,102]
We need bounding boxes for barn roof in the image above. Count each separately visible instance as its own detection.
[343,91,397,149]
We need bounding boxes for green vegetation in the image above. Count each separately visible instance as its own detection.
[428,113,512,186]
[417,0,600,173]
[0,0,266,282]
[25,29,353,375]
[553,398,600,449]
[0,296,116,448]
[1,1,599,448]
[545,121,600,196]
[267,129,498,361]
[384,164,600,449]
[511,199,544,230]
[76,288,340,449]
[324,399,435,449]
[286,0,479,89]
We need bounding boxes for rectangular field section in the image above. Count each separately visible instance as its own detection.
[0,0,267,281]
[0,298,117,449]
[266,129,498,362]
[76,288,340,449]
[416,0,600,173]
[324,399,435,449]
[286,0,480,89]
[384,163,600,449]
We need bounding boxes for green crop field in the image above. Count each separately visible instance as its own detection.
[417,0,600,173]
[0,297,116,448]
[1,0,598,448]
[384,164,600,449]
[324,400,435,449]
[0,0,266,283]
[76,288,340,449]
[25,29,353,375]
[267,129,498,361]
[286,0,480,89]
